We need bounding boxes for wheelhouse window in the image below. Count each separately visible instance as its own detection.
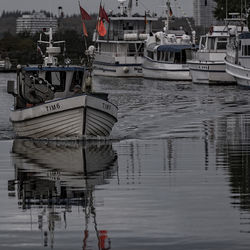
[216,37,228,50]
[157,51,161,61]
[200,36,206,50]
[208,38,215,50]
[69,71,84,92]
[45,71,66,92]
[147,51,154,59]
[185,50,192,60]
[128,43,136,56]
[242,45,250,56]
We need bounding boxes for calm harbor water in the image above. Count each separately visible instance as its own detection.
[1,73,250,249]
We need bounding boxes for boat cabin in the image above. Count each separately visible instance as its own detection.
[146,44,194,64]
[199,25,248,52]
[96,16,157,57]
[10,65,86,109]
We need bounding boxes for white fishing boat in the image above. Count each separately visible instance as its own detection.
[142,1,196,81]
[225,31,250,88]
[7,28,118,139]
[189,14,248,85]
[93,0,157,77]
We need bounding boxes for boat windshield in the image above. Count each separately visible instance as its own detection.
[216,37,228,50]
[200,36,206,50]
[45,71,66,92]
[69,71,84,92]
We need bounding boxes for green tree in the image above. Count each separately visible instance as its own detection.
[214,0,250,20]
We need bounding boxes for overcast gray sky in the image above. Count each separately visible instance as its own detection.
[0,0,193,17]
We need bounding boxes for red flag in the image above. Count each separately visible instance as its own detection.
[79,5,91,20]
[82,22,88,36]
[97,19,106,36]
[99,5,110,23]
[169,6,173,17]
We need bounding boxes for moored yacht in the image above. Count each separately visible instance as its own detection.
[7,28,118,139]
[225,31,250,88]
[93,0,157,77]
[189,15,248,85]
[142,1,196,81]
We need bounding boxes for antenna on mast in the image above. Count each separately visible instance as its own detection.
[226,0,228,19]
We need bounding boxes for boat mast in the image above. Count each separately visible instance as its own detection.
[118,0,127,16]
[165,0,171,32]
[128,0,133,17]
[37,28,65,66]
[226,0,228,19]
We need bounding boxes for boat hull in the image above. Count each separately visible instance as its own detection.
[93,63,143,77]
[189,61,236,84]
[93,54,143,77]
[142,57,191,81]
[225,60,250,88]
[10,95,118,139]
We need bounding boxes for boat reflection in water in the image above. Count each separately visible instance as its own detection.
[210,112,250,233]
[9,139,118,249]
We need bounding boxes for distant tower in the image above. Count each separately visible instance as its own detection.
[193,0,217,28]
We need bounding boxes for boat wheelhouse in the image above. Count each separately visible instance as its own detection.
[93,0,157,77]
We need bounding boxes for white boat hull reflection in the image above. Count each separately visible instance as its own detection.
[11,139,118,190]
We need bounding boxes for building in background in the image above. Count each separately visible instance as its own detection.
[16,12,58,34]
[193,0,218,27]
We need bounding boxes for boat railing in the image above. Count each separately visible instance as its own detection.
[98,29,148,41]
[96,50,144,57]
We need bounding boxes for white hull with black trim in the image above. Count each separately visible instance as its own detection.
[143,56,191,81]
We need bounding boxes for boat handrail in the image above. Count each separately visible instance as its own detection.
[96,51,144,57]
[98,29,150,41]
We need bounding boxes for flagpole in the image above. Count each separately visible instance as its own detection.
[78,1,89,52]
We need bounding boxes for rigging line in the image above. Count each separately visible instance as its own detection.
[174,0,194,32]
[137,0,151,12]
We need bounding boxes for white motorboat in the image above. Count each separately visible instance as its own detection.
[7,28,118,139]
[189,15,248,85]
[142,1,196,81]
[225,31,250,88]
[93,0,157,77]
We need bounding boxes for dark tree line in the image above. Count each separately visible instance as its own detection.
[214,0,250,20]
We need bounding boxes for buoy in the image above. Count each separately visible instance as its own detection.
[123,67,129,73]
